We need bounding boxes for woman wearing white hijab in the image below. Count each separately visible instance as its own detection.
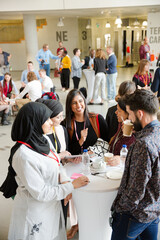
[0,102,89,240]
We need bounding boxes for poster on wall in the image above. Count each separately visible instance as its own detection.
[148,12,160,60]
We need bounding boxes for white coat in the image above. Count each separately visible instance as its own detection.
[8,141,73,240]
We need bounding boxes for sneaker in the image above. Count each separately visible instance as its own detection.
[65,89,70,93]
[1,120,10,125]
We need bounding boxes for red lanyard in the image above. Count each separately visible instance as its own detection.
[17,141,60,166]
[74,120,85,153]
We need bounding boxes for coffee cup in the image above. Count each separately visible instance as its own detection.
[92,159,105,169]
[104,153,114,164]
[123,120,133,137]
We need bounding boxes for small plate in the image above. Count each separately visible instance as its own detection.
[106,170,123,180]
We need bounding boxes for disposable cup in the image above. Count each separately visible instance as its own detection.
[123,120,133,137]
[104,153,114,164]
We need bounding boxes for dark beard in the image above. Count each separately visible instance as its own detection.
[133,116,143,132]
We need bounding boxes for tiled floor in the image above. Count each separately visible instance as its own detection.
[0,66,138,240]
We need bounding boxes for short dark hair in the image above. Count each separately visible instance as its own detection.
[65,89,89,129]
[73,48,79,55]
[125,89,159,115]
[64,50,68,55]
[28,61,33,64]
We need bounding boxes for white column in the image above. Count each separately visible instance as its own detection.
[23,14,39,69]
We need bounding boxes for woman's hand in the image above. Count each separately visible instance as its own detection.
[64,193,72,206]
[72,176,89,189]
[68,157,82,164]
[59,151,71,160]
[107,155,120,166]
[68,156,82,164]
[79,128,88,146]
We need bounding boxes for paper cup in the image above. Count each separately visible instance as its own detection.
[104,153,114,164]
[92,158,103,169]
[123,120,133,137]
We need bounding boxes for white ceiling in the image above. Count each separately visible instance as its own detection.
[0,5,160,20]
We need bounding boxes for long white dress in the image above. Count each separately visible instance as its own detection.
[8,143,74,240]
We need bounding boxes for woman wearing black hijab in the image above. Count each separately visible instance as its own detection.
[1,102,88,240]
[36,99,70,157]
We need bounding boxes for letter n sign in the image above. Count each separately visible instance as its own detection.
[56,31,68,41]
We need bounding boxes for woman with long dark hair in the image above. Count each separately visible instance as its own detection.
[0,102,88,240]
[65,89,108,155]
[2,72,18,98]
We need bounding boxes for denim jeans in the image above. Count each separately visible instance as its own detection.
[40,64,50,76]
[111,212,159,240]
[106,72,117,100]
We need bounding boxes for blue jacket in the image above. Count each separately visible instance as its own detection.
[151,67,160,97]
[106,54,117,74]
[2,51,10,66]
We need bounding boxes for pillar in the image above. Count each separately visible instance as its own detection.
[23,14,39,69]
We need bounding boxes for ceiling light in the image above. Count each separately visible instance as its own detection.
[115,16,122,25]
[134,26,139,29]
[57,17,64,27]
[127,25,131,29]
[133,18,140,26]
[117,23,121,28]
[142,21,148,26]
[86,19,91,29]
[105,22,111,28]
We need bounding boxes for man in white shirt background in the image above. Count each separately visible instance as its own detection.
[39,69,54,93]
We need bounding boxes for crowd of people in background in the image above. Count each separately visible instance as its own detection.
[0,39,160,240]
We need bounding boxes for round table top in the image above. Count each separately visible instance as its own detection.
[64,162,121,193]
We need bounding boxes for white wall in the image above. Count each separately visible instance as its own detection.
[0,17,79,71]
[37,17,79,70]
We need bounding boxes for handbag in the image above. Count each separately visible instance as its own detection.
[88,138,109,157]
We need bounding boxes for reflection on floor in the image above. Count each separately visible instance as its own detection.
[0,66,137,240]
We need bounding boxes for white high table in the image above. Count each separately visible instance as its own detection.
[64,163,121,240]
[83,69,95,103]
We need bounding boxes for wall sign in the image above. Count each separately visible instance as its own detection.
[56,31,68,41]
[82,31,87,40]
[148,13,160,58]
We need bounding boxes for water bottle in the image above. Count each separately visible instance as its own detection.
[82,149,90,175]
[120,145,128,168]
